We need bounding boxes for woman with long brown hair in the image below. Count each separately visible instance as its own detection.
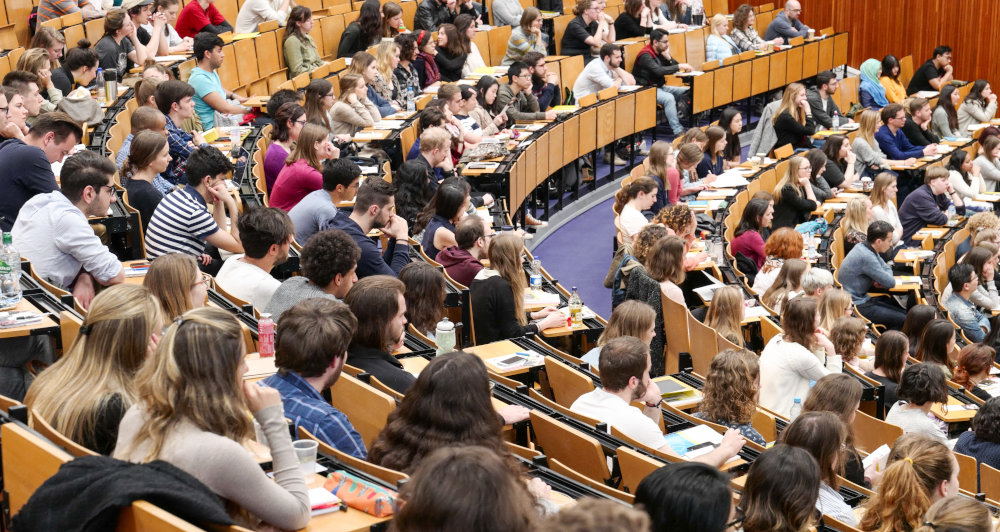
[781,411,856,525]
[759,296,835,417]
[772,83,816,151]
[694,348,763,444]
[740,444,821,532]
[434,23,468,82]
[270,123,339,211]
[951,344,995,401]
[283,6,323,77]
[398,262,447,339]
[143,253,209,319]
[761,258,808,313]
[330,73,381,137]
[337,0,382,58]
[802,373,869,487]
[705,285,745,347]
[646,235,687,306]
[864,330,908,409]
[580,300,656,368]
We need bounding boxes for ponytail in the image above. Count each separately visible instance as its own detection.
[613,176,657,214]
[859,435,954,532]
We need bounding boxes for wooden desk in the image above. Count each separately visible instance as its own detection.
[913,227,949,240]
[0,299,60,339]
[931,397,977,423]
[890,276,922,293]
[464,340,539,376]
[540,322,588,338]
[122,260,150,285]
[400,356,429,375]
[304,473,391,531]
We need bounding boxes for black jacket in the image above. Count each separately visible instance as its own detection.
[902,117,940,147]
[12,455,232,532]
[414,0,454,31]
[337,22,377,58]
[347,344,416,394]
[470,274,539,344]
[632,45,680,87]
[434,48,467,82]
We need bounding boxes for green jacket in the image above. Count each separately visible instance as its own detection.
[283,34,324,78]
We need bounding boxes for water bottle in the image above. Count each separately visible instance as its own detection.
[406,87,416,112]
[832,110,840,131]
[258,313,275,357]
[230,126,241,158]
[947,203,957,220]
[806,230,816,256]
[711,235,724,263]
[95,68,105,104]
[435,317,456,355]
[569,286,583,327]
[529,256,542,288]
[0,233,21,308]
[789,397,802,420]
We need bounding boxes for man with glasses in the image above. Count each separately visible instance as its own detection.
[494,61,558,125]
[875,103,937,162]
[437,215,492,286]
[763,0,810,44]
[12,150,124,309]
[907,45,954,95]
[0,112,83,232]
[633,29,692,135]
[144,145,243,275]
[944,263,990,343]
[289,158,362,245]
[561,0,614,64]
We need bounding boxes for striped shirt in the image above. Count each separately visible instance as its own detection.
[37,0,102,24]
[144,186,219,259]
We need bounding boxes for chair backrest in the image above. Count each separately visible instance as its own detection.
[850,409,902,455]
[2,422,73,516]
[297,426,408,486]
[543,356,595,407]
[548,457,633,503]
[527,388,602,426]
[29,409,98,458]
[662,292,691,374]
[328,373,396,448]
[953,451,978,493]
[981,462,1000,503]
[760,315,782,346]
[687,311,719,378]
[529,410,611,482]
[616,446,664,493]
[773,143,794,159]
[823,513,863,532]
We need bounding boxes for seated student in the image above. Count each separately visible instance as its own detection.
[338,0,382,58]
[493,0,523,26]
[949,151,988,212]
[864,330,907,409]
[573,44,635,100]
[155,80,208,185]
[326,178,411,278]
[696,126,727,179]
[861,434,958,532]
[975,136,1000,193]
[282,7,324,78]
[123,131,172,230]
[262,105,305,194]
[414,177,469,261]
[614,0,651,39]
[771,155,818,229]
[907,45,954,95]
[613,176,657,244]
[876,103,937,161]
[944,263,991,343]
[371,41,402,108]
[503,8,546,65]
[830,316,868,371]
[2,72,44,128]
[413,31,441,89]
[759,297,835,417]
[806,71,845,130]
[252,89,299,131]
[188,33,249,131]
[801,374,869,486]
[800,268,833,300]
[37,0,103,24]
[342,275,414,393]
[270,124,339,211]
[0,112,82,231]
[95,9,148,82]
[394,33,423,98]
[903,97,941,147]
[470,233,565,343]
[143,252,208,319]
[125,0,168,59]
[175,0,233,38]
[13,151,123,308]
[693,348,765,445]
[741,448,822,532]
[0,86,29,141]
[762,258,808,313]
[731,198,773,270]
[15,50,62,115]
[929,85,962,140]
[215,207,293,310]
[561,0,615,64]
[263,298,366,458]
[234,0,291,33]
[396,127,451,227]
[705,14,740,63]
[413,0,456,32]
[878,55,906,104]
[633,463,733,532]
[753,228,804,294]
[49,39,100,97]
[917,319,958,380]
[495,61,559,126]
[632,30,691,136]
[645,235,688,306]
[143,146,243,275]
[572,336,745,464]
[114,307,310,530]
[958,79,998,133]
[858,58,889,110]
[955,397,1000,474]
[942,247,999,310]
[346,51,398,117]
[116,106,168,173]
[436,215,490,287]
[24,285,161,456]
[898,166,964,243]
[781,412,857,525]
[289,159,360,245]
[581,300,657,368]
[952,344,995,402]
[705,286,746,348]
[763,0,809,44]
[838,220,905,329]
[884,363,949,442]
[398,262,446,339]
[329,74,381,138]
[266,229,360,320]
[819,135,856,191]
[772,83,817,151]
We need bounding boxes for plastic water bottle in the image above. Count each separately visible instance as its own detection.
[95,68,105,104]
[947,203,957,220]
[406,88,416,112]
[806,230,816,256]
[435,317,456,355]
[711,235,724,263]
[789,397,802,420]
[529,256,542,288]
[0,233,21,308]
[258,313,275,357]
[569,287,583,327]
[832,110,840,131]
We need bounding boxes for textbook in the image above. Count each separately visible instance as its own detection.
[662,425,726,460]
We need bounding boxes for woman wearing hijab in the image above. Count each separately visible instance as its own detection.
[859,58,888,110]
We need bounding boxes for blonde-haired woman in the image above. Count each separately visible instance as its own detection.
[705,285,745,347]
[817,288,852,331]
[114,307,310,530]
[705,14,739,63]
[916,497,993,532]
[841,196,873,255]
[581,300,656,367]
[771,155,818,229]
[330,73,380,137]
[470,233,565,343]
[761,257,808,313]
[373,40,402,107]
[15,48,62,113]
[772,83,816,151]
[270,122,339,211]
[869,172,903,244]
[694,348,764,444]
[25,285,162,455]
[143,253,208,319]
[646,235,687,305]
[852,109,915,175]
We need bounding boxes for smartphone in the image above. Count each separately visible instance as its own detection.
[494,355,526,368]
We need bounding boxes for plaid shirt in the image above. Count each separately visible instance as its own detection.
[164,115,197,185]
[262,370,367,459]
[730,26,765,52]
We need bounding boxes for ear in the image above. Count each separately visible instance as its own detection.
[936,479,949,499]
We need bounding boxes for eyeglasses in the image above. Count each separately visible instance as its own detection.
[294,118,307,125]
[727,508,745,529]
[517,72,532,79]
[101,184,117,197]
[192,272,212,288]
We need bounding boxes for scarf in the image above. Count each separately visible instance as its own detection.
[859,58,888,108]
[418,52,440,86]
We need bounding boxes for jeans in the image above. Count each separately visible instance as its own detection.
[656,85,688,134]
[857,296,907,331]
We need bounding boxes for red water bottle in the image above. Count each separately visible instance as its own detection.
[258,313,275,357]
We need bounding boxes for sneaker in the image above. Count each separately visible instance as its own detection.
[603,151,627,166]
[526,214,547,227]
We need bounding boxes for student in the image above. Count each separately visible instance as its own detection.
[188,32,248,130]
[876,103,937,162]
[730,3,782,51]
[283,6,324,78]
[328,74,381,138]
[260,105,305,192]
[572,43,635,100]
[838,220,905,330]
[122,130,171,230]
[802,373,869,485]
[493,0,524,26]
[265,229,360,320]
[24,285,162,456]
[840,197,872,255]
[413,30,441,89]
[13,151,124,308]
[270,123,339,211]
[900,167,964,243]
[49,39,100,96]
[263,298,365,458]
[394,34,423,98]
[0,87,28,140]
[143,252,208,319]
[917,497,994,532]
[975,136,1000,193]
[437,215,491,287]
[494,61,559,126]
[413,177,469,261]
[613,0,650,39]
[288,159,360,245]
[149,0,194,54]
[326,178,411,278]
[347,51,398,117]
[903,97,940,147]
[694,348,764,444]
[884,363,949,442]
[915,319,958,379]
[572,336,745,464]
[503,8,546,65]
[952,344,995,402]
[634,462,734,532]
[117,106,168,174]
[704,286,745,347]
[0,112,83,231]
[772,83,817,151]
[15,49,62,114]
[704,14,739,63]
[817,288,851,331]
[372,41,402,107]
[175,0,233,38]
[752,227,804,294]
[470,233,565,343]
[561,0,614,64]
[879,55,906,104]
[95,9,149,82]
[869,172,903,245]
[955,397,1000,475]
[632,30,691,136]
[29,27,68,67]
[761,258,807,313]
[695,126,727,179]
[215,208,293,310]
[907,45,954,95]
[580,300,656,368]
[338,0,383,58]
[114,307,310,530]
[143,146,242,275]
[413,0,458,32]
[719,107,744,164]
[645,235,687,306]
[381,2,405,38]
[399,262,446,338]
[125,0,167,59]
[154,80,207,185]
[763,0,810,44]
[941,247,1000,310]
[858,58,888,110]
[740,445,820,532]
[342,276,410,394]
[234,0,291,33]
[731,198,773,270]
[944,263,990,343]
[853,110,914,176]
[958,79,998,133]
[801,267,833,299]
[781,412,856,525]
[771,155,818,229]
[613,176,658,243]
[859,434,958,532]
[932,84,961,139]
[864,330,908,410]
[948,150,987,205]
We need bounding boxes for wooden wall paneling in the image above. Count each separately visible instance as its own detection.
[768,50,786,91]
[596,100,616,147]
[692,70,715,114]
[802,41,819,78]
[635,88,657,132]
[785,45,802,85]
[818,37,833,73]
[750,56,769,96]
[614,93,636,141]
[563,115,580,167]
[733,61,752,101]
[684,30,706,69]
[578,108,597,156]
[832,32,848,67]
[548,123,564,174]
[669,32,687,64]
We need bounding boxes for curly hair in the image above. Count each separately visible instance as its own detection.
[368,352,515,474]
[971,397,1000,443]
[732,3,754,31]
[653,204,695,235]
[301,229,361,287]
[398,262,446,334]
[764,227,805,260]
[697,348,759,426]
[633,224,668,263]
[830,316,866,362]
[539,498,649,532]
[967,211,1000,238]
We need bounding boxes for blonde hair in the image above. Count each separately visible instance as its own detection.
[966,211,1000,238]
[857,109,881,149]
[124,307,251,462]
[287,122,330,170]
[773,82,807,125]
[647,141,674,191]
[375,40,400,83]
[869,172,896,208]
[773,156,808,203]
[709,13,728,36]
[15,48,52,75]
[914,497,993,532]
[143,253,200,319]
[25,285,162,452]
[705,285,745,347]
[841,197,871,235]
[488,233,528,325]
[762,258,808,312]
[597,300,656,346]
[337,73,365,103]
[817,288,851,331]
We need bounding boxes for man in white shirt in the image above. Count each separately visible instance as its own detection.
[234,0,292,33]
[215,206,294,310]
[570,336,744,466]
[573,43,635,100]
